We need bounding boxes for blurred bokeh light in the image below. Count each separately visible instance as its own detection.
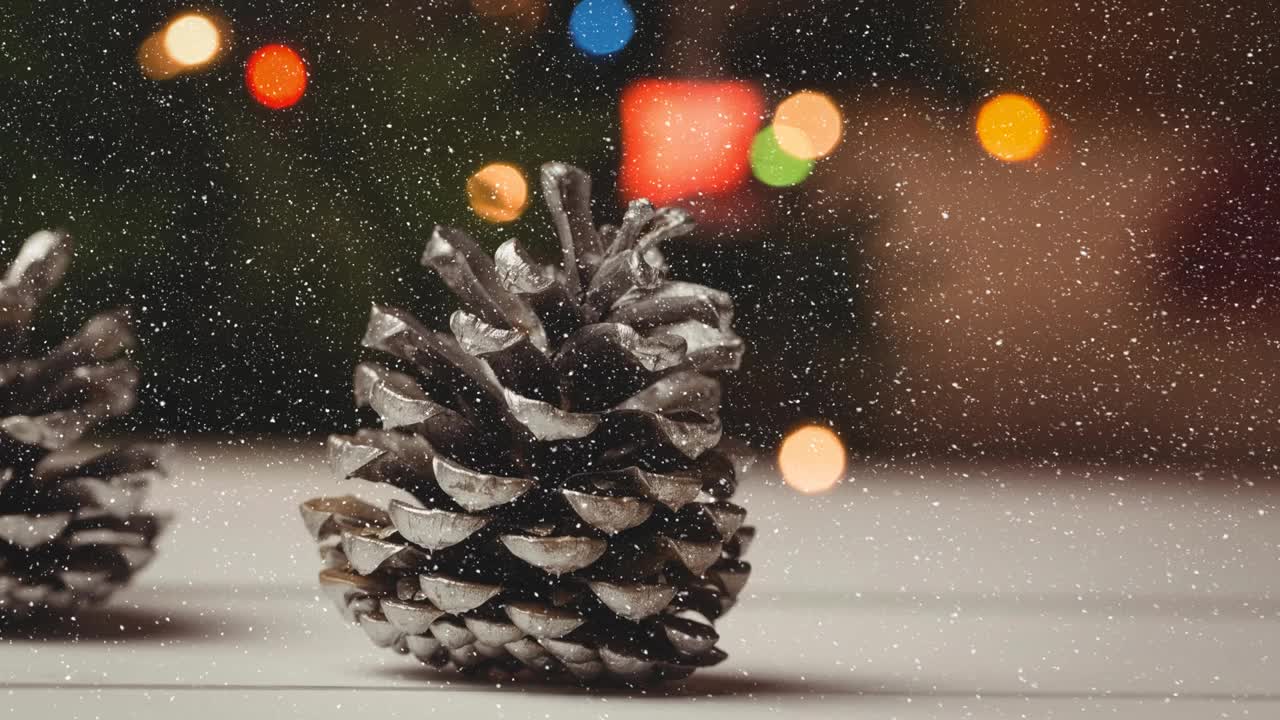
[975,93,1049,162]
[138,11,225,80]
[467,163,530,223]
[163,13,221,68]
[620,79,764,204]
[778,425,846,494]
[569,0,635,56]
[751,126,814,187]
[246,44,307,109]
[773,91,842,160]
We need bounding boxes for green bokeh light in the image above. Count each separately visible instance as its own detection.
[750,126,814,187]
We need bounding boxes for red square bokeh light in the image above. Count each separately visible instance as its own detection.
[620,79,765,205]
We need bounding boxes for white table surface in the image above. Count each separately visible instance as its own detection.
[3,440,1276,718]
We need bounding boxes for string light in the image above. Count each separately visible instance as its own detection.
[976,93,1049,162]
[246,44,307,110]
[750,127,814,187]
[569,0,636,57]
[467,163,530,223]
[470,0,547,29]
[778,425,846,495]
[773,91,843,160]
[163,13,221,68]
[619,79,764,204]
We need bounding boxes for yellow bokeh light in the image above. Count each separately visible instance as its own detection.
[976,93,1049,163]
[163,13,221,67]
[467,163,530,224]
[778,424,846,494]
[773,90,843,160]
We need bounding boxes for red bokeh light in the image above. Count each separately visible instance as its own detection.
[246,44,307,110]
[620,79,764,205]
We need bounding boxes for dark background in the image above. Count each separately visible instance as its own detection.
[1,0,1277,468]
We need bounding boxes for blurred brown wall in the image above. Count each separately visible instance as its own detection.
[807,2,1280,465]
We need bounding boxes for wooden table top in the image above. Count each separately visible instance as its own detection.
[4,440,1275,718]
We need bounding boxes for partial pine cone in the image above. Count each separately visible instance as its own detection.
[0,230,165,618]
[302,162,754,684]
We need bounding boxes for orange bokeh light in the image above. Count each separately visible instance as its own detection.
[246,44,307,110]
[620,79,765,205]
[975,93,1049,162]
[778,425,846,494]
[773,90,843,160]
[467,163,530,223]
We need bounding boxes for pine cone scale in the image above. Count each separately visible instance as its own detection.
[386,498,490,550]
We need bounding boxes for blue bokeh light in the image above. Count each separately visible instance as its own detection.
[569,0,636,57]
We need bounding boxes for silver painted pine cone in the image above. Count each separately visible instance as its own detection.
[301,162,753,684]
[0,230,165,618]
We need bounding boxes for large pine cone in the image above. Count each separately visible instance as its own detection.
[0,231,164,618]
[301,163,753,684]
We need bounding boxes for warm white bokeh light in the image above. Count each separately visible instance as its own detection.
[773,90,843,160]
[163,13,221,68]
[778,425,846,494]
